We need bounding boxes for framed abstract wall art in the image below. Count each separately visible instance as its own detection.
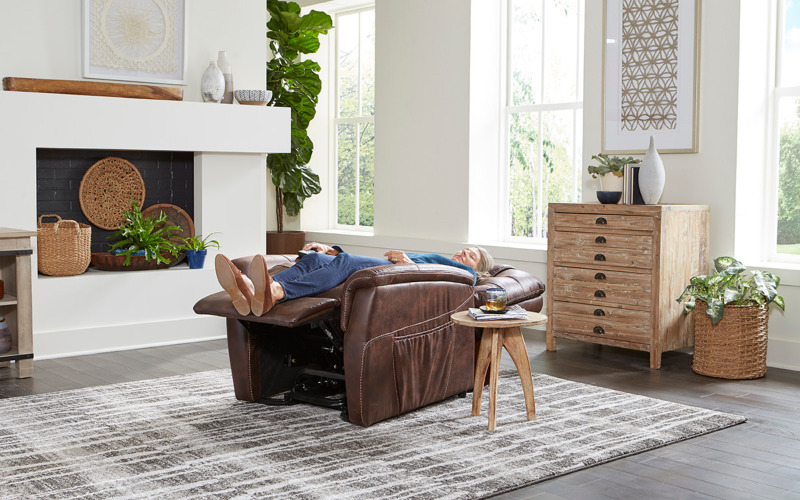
[82,0,188,85]
[602,0,701,154]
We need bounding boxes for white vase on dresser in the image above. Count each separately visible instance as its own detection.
[638,136,665,204]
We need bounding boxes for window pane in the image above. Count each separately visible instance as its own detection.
[360,10,375,116]
[359,122,375,227]
[508,110,577,239]
[541,110,578,214]
[509,0,543,106]
[777,97,800,254]
[543,0,581,104]
[338,13,359,118]
[781,0,800,87]
[508,112,539,237]
[337,123,357,225]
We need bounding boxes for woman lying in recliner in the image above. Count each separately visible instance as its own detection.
[214,242,494,317]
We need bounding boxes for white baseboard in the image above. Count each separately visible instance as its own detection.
[766,337,800,371]
[33,316,227,359]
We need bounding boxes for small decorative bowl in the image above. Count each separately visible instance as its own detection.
[234,89,272,106]
[596,190,622,204]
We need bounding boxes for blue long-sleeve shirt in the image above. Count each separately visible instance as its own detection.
[406,252,477,284]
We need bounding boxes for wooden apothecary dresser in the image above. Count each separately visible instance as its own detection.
[546,204,709,368]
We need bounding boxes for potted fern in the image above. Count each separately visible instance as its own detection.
[179,233,220,269]
[676,256,785,379]
[92,202,182,271]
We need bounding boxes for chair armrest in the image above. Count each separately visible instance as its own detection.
[475,267,545,308]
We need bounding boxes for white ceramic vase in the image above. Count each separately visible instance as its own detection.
[201,61,225,103]
[217,50,234,104]
[638,135,665,204]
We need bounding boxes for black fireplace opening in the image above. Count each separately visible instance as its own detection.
[36,149,194,254]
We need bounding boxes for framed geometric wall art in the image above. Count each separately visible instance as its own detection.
[602,0,701,154]
[82,0,188,85]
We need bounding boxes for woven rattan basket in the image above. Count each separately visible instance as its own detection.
[692,301,769,379]
[37,214,92,276]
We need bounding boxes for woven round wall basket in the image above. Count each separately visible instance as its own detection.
[79,157,145,230]
[37,214,92,277]
[692,301,769,379]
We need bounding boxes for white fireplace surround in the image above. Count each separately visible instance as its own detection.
[0,91,289,358]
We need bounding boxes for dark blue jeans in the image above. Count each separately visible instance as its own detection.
[273,252,390,300]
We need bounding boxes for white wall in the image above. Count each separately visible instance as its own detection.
[302,0,800,371]
[0,0,266,102]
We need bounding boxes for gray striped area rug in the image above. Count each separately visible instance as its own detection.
[0,369,744,499]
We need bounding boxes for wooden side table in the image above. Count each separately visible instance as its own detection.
[451,310,548,430]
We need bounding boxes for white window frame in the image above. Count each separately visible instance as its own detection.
[329,4,375,232]
[767,0,800,263]
[499,0,584,243]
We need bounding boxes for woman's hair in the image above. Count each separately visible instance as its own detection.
[475,247,495,279]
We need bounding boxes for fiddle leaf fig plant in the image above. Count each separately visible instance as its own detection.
[267,0,333,231]
[587,154,641,179]
[108,201,182,266]
[676,256,786,325]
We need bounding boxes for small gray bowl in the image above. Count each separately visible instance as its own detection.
[234,89,272,105]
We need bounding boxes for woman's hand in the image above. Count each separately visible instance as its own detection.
[302,242,339,255]
[384,250,413,264]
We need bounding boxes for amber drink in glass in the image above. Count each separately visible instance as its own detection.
[485,288,508,311]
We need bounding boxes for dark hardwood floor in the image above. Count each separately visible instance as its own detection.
[1,332,799,499]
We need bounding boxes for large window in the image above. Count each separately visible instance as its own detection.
[334,7,375,229]
[503,0,584,241]
[774,0,800,259]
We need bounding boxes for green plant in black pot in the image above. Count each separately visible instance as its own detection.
[676,256,785,324]
[108,201,182,266]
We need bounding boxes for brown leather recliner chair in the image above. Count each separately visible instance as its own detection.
[193,255,545,427]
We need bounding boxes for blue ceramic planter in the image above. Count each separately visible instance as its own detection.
[185,250,207,269]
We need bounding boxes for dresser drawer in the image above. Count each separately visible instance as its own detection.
[550,306,651,343]
[552,247,653,269]
[553,266,652,289]
[550,300,651,323]
[554,231,653,252]
[551,272,652,307]
[553,212,655,232]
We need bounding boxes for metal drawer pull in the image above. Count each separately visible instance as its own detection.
[595,236,607,244]
[594,254,606,261]
[595,217,607,225]
[594,272,606,280]
[593,309,605,316]
[594,290,606,298]
[593,326,605,335]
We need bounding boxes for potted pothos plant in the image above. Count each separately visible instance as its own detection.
[178,233,220,269]
[100,201,182,270]
[676,256,785,379]
[587,154,640,193]
[266,0,333,253]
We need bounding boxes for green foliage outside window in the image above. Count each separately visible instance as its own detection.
[778,100,800,252]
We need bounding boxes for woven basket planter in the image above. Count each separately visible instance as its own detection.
[37,214,92,277]
[692,301,769,379]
